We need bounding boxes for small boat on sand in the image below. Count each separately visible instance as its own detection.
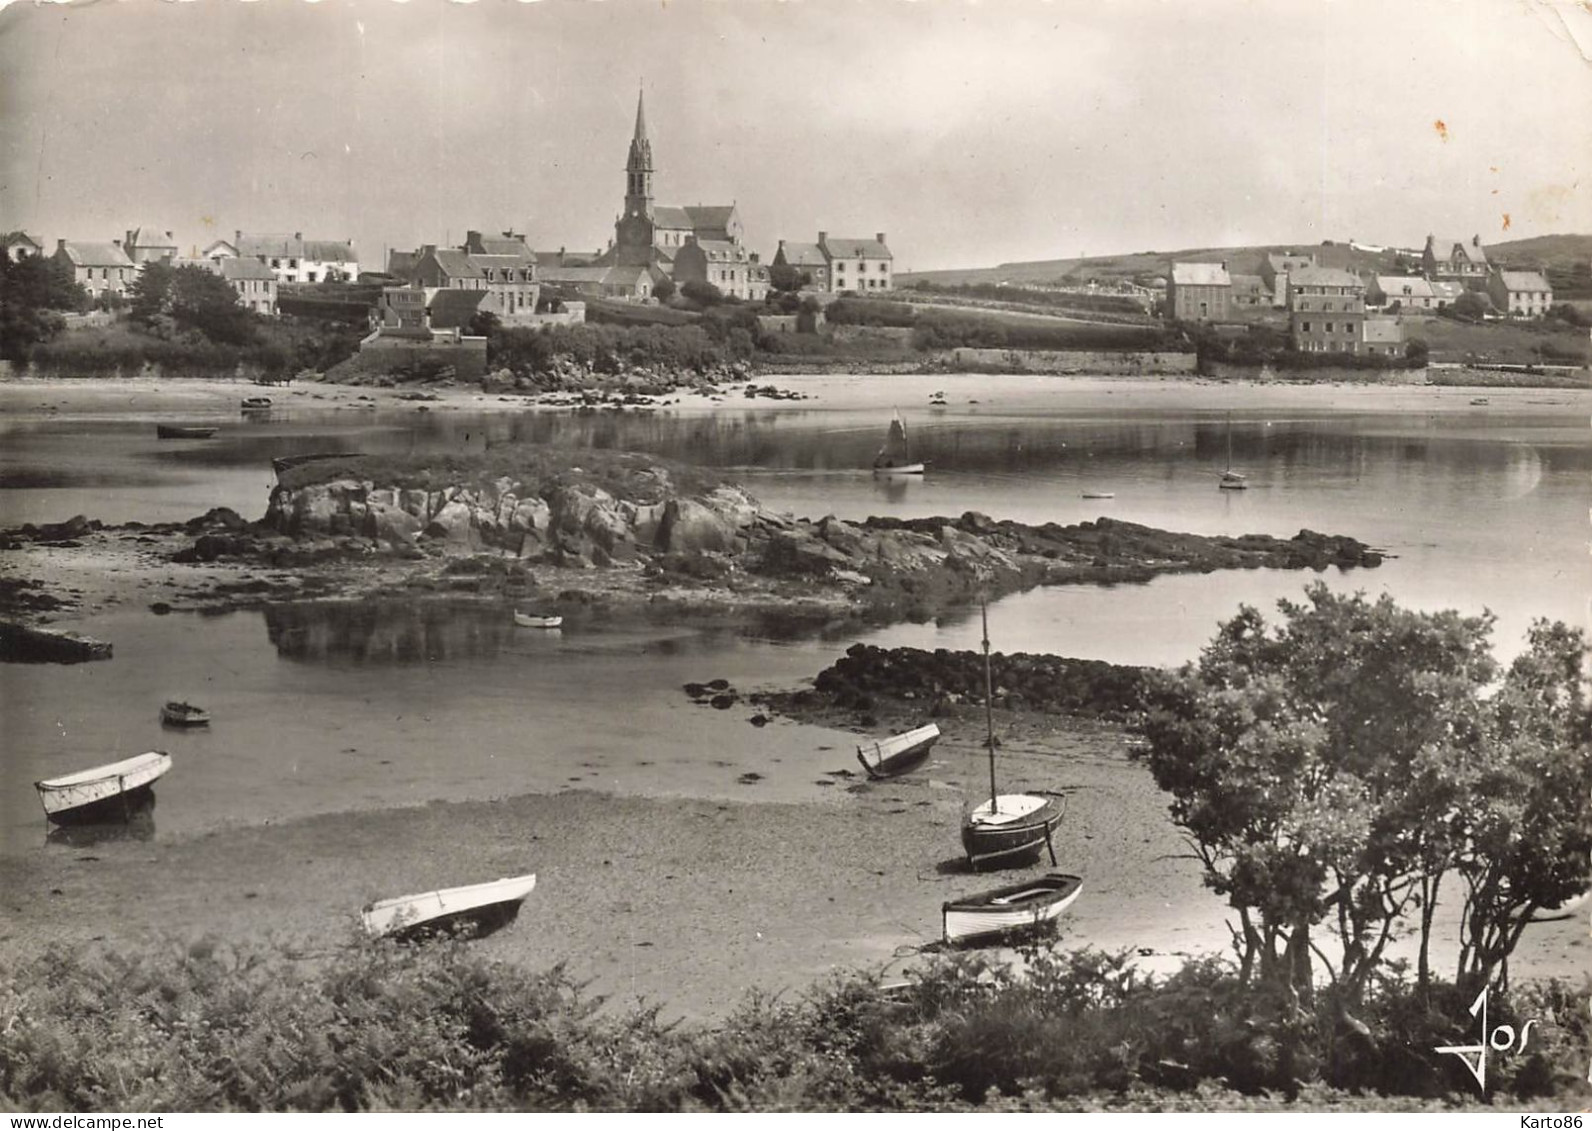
[1081,492,1115,500]
[857,723,941,779]
[35,751,173,825]
[513,611,563,629]
[160,700,210,727]
[873,412,925,476]
[942,872,1084,946]
[156,424,218,439]
[240,396,273,411]
[362,873,538,939]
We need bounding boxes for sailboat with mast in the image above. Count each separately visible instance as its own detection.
[959,598,1066,871]
[872,411,924,476]
[1219,411,1248,490]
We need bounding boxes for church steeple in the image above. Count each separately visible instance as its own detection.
[625,86,653,220]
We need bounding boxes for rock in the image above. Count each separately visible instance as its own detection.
[656,498,741,555]
[367,501,423,548]
[423,499,479,548]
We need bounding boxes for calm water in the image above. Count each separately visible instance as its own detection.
[2,375,1587,854]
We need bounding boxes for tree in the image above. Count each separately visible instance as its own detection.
[679,279,723,307]
[130,262,257,345]
[1449,291,1490,322]
[1137,585,1509,1007]
[0,256,86,359]
[467,309,502,339]
[768,263,812,293]
[651,276,676,303]
[1404,338,1429,366]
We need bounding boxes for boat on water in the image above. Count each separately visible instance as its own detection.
[156,424,218,440]
[942,872,1084,946]
[857,722,941,779]
[240,396,273,411]
[961,599,1065,870]
[1470,397,1490,406]
[362,873,538,939]
[1081,492,1115,500]
[1218,411,1247,490]
[513,611,564,629]
[160,700,210,727]
[873,412,925,476]
[34,751,173,825]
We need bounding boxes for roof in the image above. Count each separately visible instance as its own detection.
[466,233,534,258]
[218,257,278,282]
[1426,235,1488,265]
[3,231,43,250]
[538,266,615,284]
[201,239,238,258]
[652,204,738,235]
[1289,266,1363,288]
[55,241,135,268]
[387,250,420,277]
[533,250,600,268]
[426,288,487,329]
[821,235,892,260]
[1170,262,1231,286]
[1373,275,1435,299]
[683,239,748,263]
[1230,273,1266,294]
[1265,252,1316,270]
[467,253,536,277]
[1430,280,1467,299]
[777,242,827,268]
[237,233,357,262]
[1493,270,1551,292]
[425,249,483,280]
[124,226,176,249]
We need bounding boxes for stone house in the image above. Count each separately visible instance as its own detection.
[1423,235,1488,285]
[1365,275,1437,311]
[1229,274,1268,307]
[392,240,541,323]
[1360,315,1405,357]
[538,265,657,302]
[171,255,279,316]
[672,236,770,301]
[1485,269,1553,318]
[1287,266,1366,354]
[51,239,137,299]
[235,231,359,284]
[1259,251,1317,308]
[122,227,178,266]
[1166,261,1232,322]
[771,240,830,291]
[4,231,44,263]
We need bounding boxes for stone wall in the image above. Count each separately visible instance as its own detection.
[336,335,489,381]
[1202,361,1428,385]
[945,348,1198,375]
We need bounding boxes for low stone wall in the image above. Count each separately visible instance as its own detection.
[829,325,914,345]
[1202,362,1428,384]
[946,348,1197,375]
[338,335,489,381]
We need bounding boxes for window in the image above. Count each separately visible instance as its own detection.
[1326,322,1334,333]
[1302,321,1312,332]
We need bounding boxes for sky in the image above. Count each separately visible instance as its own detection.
[0,0,1588,274]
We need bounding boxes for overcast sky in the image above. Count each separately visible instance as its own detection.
[1,0,1588,272]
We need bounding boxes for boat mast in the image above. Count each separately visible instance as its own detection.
[982,596,997,813]
[1225,411,1233,473]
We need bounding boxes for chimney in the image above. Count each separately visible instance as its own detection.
[818,231,828,245]
[876,232,887,244]
[235,230,242,246]
[777,239,786,250]
[466,230,481,248]
[294,232,302,241]
[56,238,67,252]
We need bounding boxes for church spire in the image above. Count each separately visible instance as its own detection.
[624,85,653,220]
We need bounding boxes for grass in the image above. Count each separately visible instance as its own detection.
[1,938,1584,1111]
[1410,315,1590,366]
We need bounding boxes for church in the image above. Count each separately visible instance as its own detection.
[596,92,767,301]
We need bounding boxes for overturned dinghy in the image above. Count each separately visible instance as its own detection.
[942,872,1083,946]
[35,751,172,825]
[362,873,538,940]
[857,723,941,779]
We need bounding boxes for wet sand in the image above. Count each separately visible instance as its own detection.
[2,712,1583,1021]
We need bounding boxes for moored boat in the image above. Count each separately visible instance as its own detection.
[857,722,941,779]
[362,873,538,939]
[1218,411,1247,490]
[873,412,925,476]
[240,396,274,411]
[156,424,218,439]
[34,751,173,825]
[942,872,1084,946]
[160,700,210,727]
[513,611,564,629]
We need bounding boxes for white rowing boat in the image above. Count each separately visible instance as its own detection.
[362,873,538,938]
[35,751,173,824]
[942,872,1084,946]
[856,723,941,779]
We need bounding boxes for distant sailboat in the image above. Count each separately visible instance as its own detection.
[1219,412,1248,490]
[872,412,925,476]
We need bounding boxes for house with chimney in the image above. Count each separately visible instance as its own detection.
[51,239,137,299]
[171,254,279,316]
[383,232,541,323]
[771,232,894,294]
[122,227,178,266]
[1287,266,1366,353]
[233,231,359,284]
[1258,251,1316,308]
[1423,235,1488,285]
[1486,269,1553,318]
[1365,275,1437,311]
[672,235,770,301]
[1166,261,1232,322]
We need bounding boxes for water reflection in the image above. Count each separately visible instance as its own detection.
[264,601,521,664]
[44,793,157,847]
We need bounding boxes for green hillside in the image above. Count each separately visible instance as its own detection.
[902,234,1590,291]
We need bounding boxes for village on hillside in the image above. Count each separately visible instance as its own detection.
[3,89,1589,383]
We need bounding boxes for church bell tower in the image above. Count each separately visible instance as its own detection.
[624,88,653,221]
